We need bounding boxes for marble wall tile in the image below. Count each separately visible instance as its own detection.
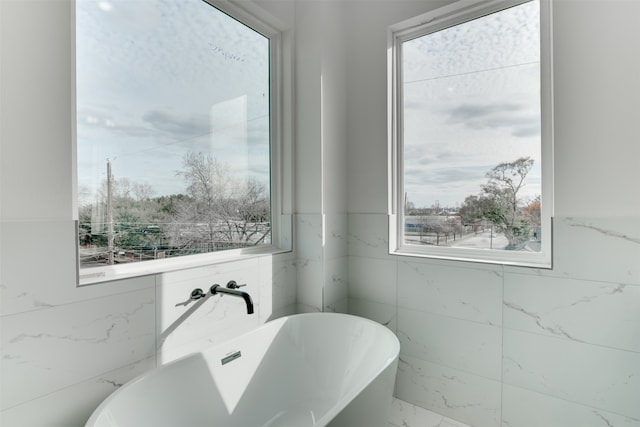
[348,213,391,259]
[260,254,297,322]
[258,256,276,323]
[325,213,348,260]
[324,256,348,313]
[0,220,155,316]
[503,329,640,419]
[395,355,502,427]
[348,214,640,427]
[397,259,503,326]
[505,217,640,286]
[1,357,155,427]
[270,303,297,320]
[1,288,156,410]
[156,261,261,359]
[504,273,640,352]
[553,217,640,285]
[323,213,348,313]
[398,308,502,380]
[326,298,349,313]
[502,384,640,427]
[295,258,323,312]
[296,302,321,313]
[348,297,397,333]
[296,213,324,261]
[348,255,397,306]
[295,214,324,311]
[158,322,258,364]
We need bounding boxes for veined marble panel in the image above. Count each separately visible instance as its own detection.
[0,357,155,427]
[325,298,348,313]
[324,256,348,313]
[259,255,297,322]
[1,288,155,410]
[348,297,396,333]
[395,355,501,427]
[0,219,155,316]
[347,213,391,259]
[324,213,348,260]
[505,216,640,286]
[348,255,397,306]
[295,257,323,312]
[156,261,261,355]
[296,213,324,261]
[158,320,257,364]
[502,384,640,427]
[503,329,640,419]
[398,308,502,380]
[397,259,503,326]
[504,273,640,352]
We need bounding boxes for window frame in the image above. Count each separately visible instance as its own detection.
[73,0,293,285]
[387,0,554,268]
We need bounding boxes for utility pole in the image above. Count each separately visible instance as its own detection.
[490,222,493,250]
[107,159,114,265]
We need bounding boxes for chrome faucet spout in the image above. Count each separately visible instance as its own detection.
[210,284,254,314]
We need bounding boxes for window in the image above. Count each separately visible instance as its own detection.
[75,0,290,283]
[389,0,553,267]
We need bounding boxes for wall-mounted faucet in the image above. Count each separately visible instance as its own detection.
[210,281,254,315]
[187,281,254,314]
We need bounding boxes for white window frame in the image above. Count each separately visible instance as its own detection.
[73,0,293,285]
[387,0,554,268]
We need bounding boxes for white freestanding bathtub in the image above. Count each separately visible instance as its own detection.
[85,313,400,427]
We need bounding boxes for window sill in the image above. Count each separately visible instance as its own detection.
[390,245,552,269]
[77,245,290,286]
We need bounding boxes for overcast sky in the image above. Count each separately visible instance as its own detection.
[77,0,541,210]
[76,0,270,202]
[402,0,541,209]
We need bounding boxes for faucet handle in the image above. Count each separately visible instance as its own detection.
[226,280,245,289]
[190,288,207,300]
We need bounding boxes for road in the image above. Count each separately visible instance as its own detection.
[449,229,509,250]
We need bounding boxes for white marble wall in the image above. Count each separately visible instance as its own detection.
[0,241,296,426]
[348,213,640,427]
[323,214,349,313]
[295,214,348,314]
[156,255,297,364]
[296,214,325,312]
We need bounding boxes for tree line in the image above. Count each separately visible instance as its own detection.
[78,151,270,266]
[407,157,541,250]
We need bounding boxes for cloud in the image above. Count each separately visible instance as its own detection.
[78,108,159,139]
[447,102,540,138]
[402,1,539,85]
[405,164,488,185]
[142,110,210,138]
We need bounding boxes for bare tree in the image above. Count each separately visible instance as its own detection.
[170,151,270,252]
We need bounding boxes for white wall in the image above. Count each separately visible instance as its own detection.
[345,1,640,427]
[0,1,296,426]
